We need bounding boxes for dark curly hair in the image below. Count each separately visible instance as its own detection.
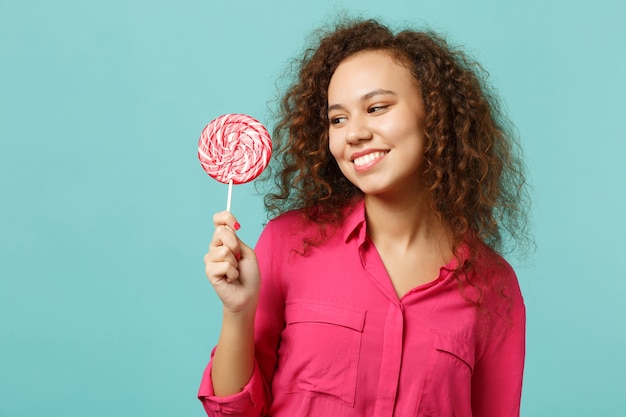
[262,18,531,266]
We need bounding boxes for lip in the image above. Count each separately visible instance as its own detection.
[350,149,389,172]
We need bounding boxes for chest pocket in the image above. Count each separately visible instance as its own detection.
[417,330,475,417]
[433,330,475,372]
[278,301,366,407]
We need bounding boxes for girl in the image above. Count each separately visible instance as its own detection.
[199,18,530,417]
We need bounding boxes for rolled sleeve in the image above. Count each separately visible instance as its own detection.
[198,353,266,417]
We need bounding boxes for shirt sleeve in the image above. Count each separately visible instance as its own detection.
[198,220,286,417]
[198,354,266,417]
[471,270,526,417]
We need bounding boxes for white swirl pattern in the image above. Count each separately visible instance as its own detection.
[198,114,272,184]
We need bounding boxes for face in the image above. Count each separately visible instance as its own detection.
[327,50,427,198]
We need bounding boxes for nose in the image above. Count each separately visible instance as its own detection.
[345,116,373,145]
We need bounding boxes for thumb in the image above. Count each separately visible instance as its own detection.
[237,238,256,259]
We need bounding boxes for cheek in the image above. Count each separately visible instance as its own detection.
[327,133,343,162]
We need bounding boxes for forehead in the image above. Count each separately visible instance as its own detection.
[328,50,418,96]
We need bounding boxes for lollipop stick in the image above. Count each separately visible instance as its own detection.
[226,179,233,212]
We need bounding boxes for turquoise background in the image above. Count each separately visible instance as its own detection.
[1,0,624,416]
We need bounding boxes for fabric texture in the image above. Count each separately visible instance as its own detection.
[198,199,525,416]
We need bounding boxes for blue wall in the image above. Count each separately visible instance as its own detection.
[1,1,624,415]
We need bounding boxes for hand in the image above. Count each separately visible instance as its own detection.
[204,211,260,315]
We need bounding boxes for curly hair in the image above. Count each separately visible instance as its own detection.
[262,18,531,264]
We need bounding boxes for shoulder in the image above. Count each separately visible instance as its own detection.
[260,210,313,240]
[469,241,525,323]
[469,240,520,289]
[258,200,362,252]
[255,209,316,253]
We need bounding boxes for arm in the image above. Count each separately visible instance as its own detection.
[206,212,261,396]
[471,278,526,417]
[198,213,285,417]
[212,309,257,396]
[198,211,262,416]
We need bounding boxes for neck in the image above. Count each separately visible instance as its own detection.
[364,192,452,254]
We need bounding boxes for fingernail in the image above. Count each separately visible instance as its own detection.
[233,221,241,230]
[235,252,241,260]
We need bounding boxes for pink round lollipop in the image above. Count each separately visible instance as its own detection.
[198,114,272,185]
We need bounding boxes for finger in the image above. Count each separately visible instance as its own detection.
[209,222,238,248]
[212,211,241,231]
[205,259,240,285]
[205,244,239,269]
[209,227,242,262]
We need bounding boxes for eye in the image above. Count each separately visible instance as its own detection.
[368,104,388,114]
[329,115,347,125]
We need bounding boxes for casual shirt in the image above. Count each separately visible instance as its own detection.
[198,199,525,416]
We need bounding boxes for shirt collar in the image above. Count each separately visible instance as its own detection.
[342,198,367,243]
[341,197,473,271]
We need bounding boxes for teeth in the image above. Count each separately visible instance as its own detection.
[353,151,386,167]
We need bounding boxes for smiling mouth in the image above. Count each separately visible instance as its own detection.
[353,151,387,167]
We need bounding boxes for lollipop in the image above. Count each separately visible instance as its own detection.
[198,114,272,211]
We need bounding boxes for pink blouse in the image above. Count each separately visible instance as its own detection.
[198,200,525,416]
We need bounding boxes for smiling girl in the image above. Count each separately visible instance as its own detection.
[199,18,530,417]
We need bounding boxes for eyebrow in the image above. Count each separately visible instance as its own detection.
[327,89,396,113]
